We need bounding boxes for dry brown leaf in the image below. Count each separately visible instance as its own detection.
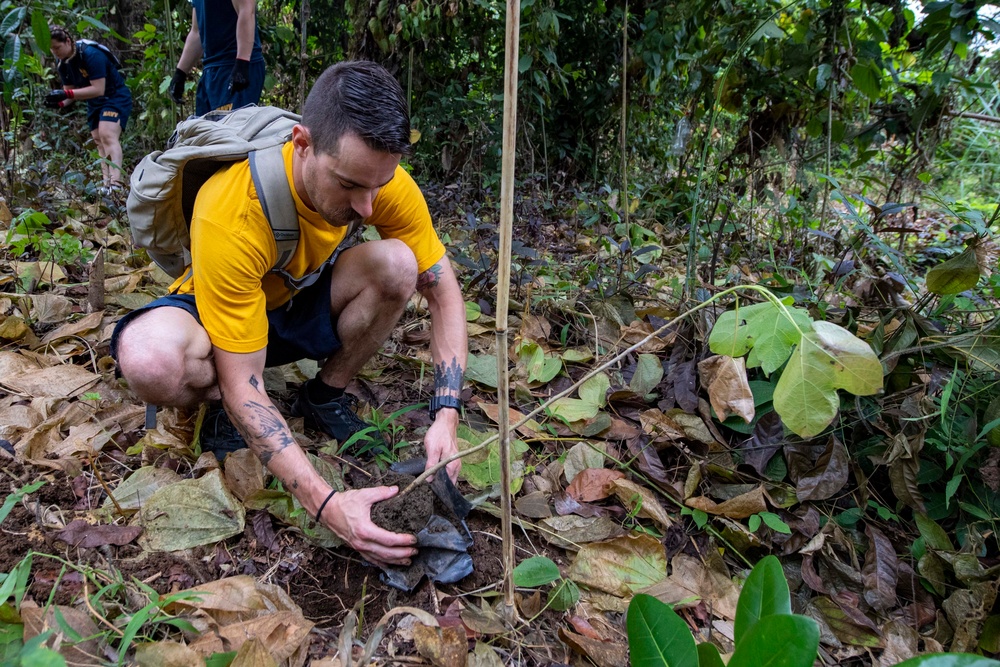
[698,355,755,423]
[520,312,552,343]
[224,448,266,501]
[413,623,468,667]
[188,611,313,667]
[231,638,279,667]
[2,364,100,398]
[468,642,505,667]
[514,491,552,518]
[55,519,142,548]
[686,486,767,519]
[28,294,73,324]
[566,468,625,502]
[620,320,672,352]
[474,400,542,437]
[558,627,629,667]
[135,641,204,667]
[640,552,740,621]
[38,311,105,345]
[21,602,102,667]
[610,478,673,529]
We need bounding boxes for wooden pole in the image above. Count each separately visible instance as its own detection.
[497,0,521,620]
[299,0,310,109]
[620,2,628,231]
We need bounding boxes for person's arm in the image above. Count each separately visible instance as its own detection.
[417,257,467,482]
[213,347,418,567]
[232,0,256,61]
[63,77,105,100]
[177,8,204,73]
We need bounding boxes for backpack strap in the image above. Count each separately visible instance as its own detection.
[248,145,299,272]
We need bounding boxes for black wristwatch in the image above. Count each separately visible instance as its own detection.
[429,395,462,421]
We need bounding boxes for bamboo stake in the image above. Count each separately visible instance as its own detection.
[496,0,521,620]
[299,0,310,109]
[620,2,628,231]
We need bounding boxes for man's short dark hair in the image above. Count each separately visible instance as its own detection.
[302,61,411,157]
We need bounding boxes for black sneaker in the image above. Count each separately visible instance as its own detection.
[290,386,387,456]
[199,406,248,460]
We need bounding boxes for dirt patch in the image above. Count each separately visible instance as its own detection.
[366,469,436,535]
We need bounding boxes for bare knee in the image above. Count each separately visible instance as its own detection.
[370,239,418,300]
[116,309,218,406]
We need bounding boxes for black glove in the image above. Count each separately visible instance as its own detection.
[44,89,68,109]
[169,69,187,104]
[228,58,250,94]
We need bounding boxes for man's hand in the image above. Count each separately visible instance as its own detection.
[319,486,418,567]
[44,89,70,109]
[169,69,187,103]
[425,407,461,483]
[229,58,250,93]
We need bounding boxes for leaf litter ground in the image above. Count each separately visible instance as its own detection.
[1,187,999,665]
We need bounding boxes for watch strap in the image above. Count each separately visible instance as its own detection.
[429,395,462,420]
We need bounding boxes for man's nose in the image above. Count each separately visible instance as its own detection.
[352,189,375,218]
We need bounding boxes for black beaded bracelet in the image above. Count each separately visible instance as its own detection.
[315,489,337,522]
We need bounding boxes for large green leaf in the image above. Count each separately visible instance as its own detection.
[465,353,498,389]
[708,300,812,374]
[893,656,1000,667]
[734,555,791,644]
[728,614,819,667]
[30,10,49,52]
[137,470,245,552]
[926,247,981,295]
[550,372,610,423]
[773,321,882,438]
[626,594,698,667]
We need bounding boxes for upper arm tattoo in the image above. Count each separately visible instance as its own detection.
[249,374,261,392]
[416,263,443,291]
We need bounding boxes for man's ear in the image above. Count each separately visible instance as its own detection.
[291,124,311,156]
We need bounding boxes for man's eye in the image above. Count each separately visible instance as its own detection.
[338,181,355,190]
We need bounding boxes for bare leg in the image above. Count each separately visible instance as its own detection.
[116,306,221,407]
[90,128,109,186]
[97,120,124,186]
[318,239,418,387]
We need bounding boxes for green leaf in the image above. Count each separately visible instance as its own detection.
[205,652,238,667]
[773,321,882,438]
[465,353,498,389]
[728,614,819,667]
[735,555,791,644]
[697,642,726,667]
[0,7,25,38]
[137,470,245,551]
[550,372,610,423]
[630,354,664,396]
[513,556,560,588]
[626,594,698,667]
[709,300,811,374]
[850,62,881,99]
[760,512,792,534]
[465,301,481,321]
[0,480,45,526]
[31,10,49,52]
[893,655,1000,667]
[926,248,981,295]
[547,579,579,611]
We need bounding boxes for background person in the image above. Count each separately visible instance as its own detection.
[46,26,132,193]
[169,0,266,115]
[113,61,467,567]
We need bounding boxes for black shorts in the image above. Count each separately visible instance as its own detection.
[110,263,340,368]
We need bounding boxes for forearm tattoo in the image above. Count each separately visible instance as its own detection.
[416,263,443,291]
[249,374,260,392]
[232,400,296,465]
[434,357,464,397]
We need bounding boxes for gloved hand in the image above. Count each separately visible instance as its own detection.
[169,69,187,104]
[44,89,70,109]
[229,58,250,93]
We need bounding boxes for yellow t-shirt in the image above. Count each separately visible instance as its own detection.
[168,142,445,354]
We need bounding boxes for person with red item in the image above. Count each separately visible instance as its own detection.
[47,26,132,193]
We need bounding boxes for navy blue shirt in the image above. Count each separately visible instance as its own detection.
[57,42,132,115]
[191,0,264,68]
